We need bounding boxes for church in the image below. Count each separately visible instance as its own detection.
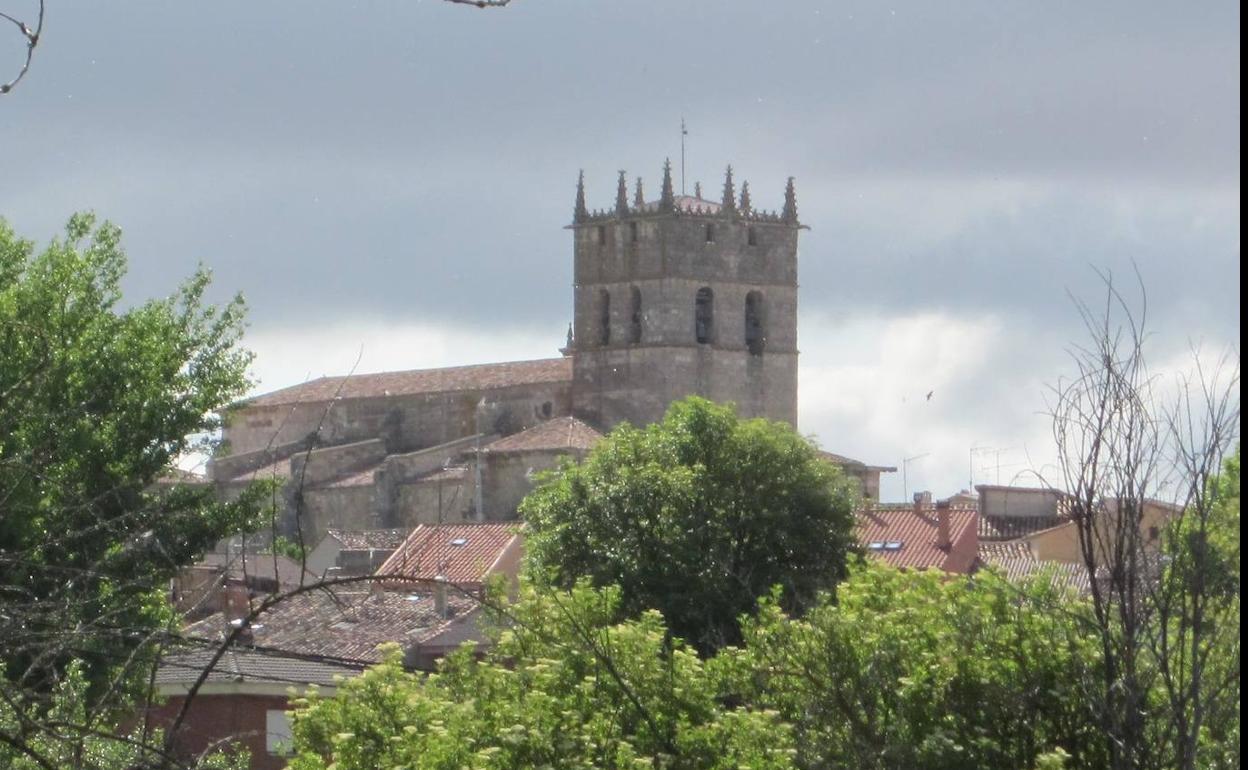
[209,160,893,544]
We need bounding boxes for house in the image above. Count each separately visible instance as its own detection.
[172,551,316,619]
[1012,497,1180,564]
[376,521,524,591]
[304,528,409,577]
[855,496,979,573]
[149,586,480,770]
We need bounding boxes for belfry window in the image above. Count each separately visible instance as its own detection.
[747,226,757,247]
[598,289,611,345]
[745,291,765,355]
[630,221,639,243]
[705,224,715,243]
[695,287,714,344]
[630,286,643,344]
[597,225,606,244]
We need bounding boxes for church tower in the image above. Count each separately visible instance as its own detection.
[568,161,803,430]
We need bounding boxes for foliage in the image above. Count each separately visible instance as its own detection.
[521,396,859,653]
[0,215,265,731]
[0,662,247,770]
[719,562,1107,770]
[288,580,796,770]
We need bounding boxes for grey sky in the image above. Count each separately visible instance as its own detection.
[1,0,1239,500]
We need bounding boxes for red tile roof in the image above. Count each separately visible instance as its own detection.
[378,523,521,586]
[482,416,602,454]
[854,505,979,573]
[243,358,572,407]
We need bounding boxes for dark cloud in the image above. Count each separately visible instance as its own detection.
[0,0,1238,499]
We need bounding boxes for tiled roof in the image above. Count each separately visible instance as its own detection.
[155,642,365,688]
[378,523,521,586]
[182,588,479,663]
[854,506,979,573]
[193,552,315,588]
[978,514,1068,541]
[976,543,1092,594]
[244,358,572,407]
[482,417,602,454]
[327,529,409,551]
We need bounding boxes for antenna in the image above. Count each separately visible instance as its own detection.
[680,117,688,196]
[902,452,930,503]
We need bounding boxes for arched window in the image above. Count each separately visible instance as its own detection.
[598,289,611,346]
[629,221,639,243]
[745,291,765,355]
[630,286,643,344]
[747,226,757,247]
[705,223,715,243]
[695,287,714,344]
[596,225,606,244]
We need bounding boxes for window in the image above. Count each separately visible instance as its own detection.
[705,223,715,243]
[630,286,643,343]
[629,221,639,242]
[747,226,757,246]
[695,287,714,344]
[266,710,293,756]
[596,225,606,244]
[745,291,765,355]
[598,289,611,345]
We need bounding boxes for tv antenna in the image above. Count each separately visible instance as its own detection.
[902,452,930,502]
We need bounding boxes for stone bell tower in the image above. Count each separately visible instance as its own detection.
[568,160,803,431]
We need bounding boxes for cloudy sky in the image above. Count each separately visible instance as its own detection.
[2,0,1239,501]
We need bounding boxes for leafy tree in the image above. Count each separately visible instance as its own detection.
[521,396,859,653]
[0,214,265,763]
[720,562,1107,770]
[288,580,796,770]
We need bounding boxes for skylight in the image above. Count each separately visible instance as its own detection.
[450,538,468,547]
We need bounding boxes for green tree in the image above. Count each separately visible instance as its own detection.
[720,562,1106,770]
[0,214,265,764]
[521,396,859,653]
[288,580,795,770]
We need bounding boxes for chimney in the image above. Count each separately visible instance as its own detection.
[433,576,449,619]
[912,490,931,514]
[223,582,250,623]
[936,499,952,550]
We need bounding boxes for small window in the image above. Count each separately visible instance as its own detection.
[630,221,639,243]
[745,291,765,355]
[630,286,643,344]
[1148,526,1160,542]
[541,401,553,418]
[596,225,606,244]
[695,287,714,344]
[266,710,293,756]
[705,224,715,243]
[747,226,757,246]
[598,289,611,345]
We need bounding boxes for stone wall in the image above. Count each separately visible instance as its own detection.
[223,381,572,457]
[478,449,579,521]
[976,485,1064,518]
[570,212,800,431]
[290,438,387,486]
[297,485,375,544]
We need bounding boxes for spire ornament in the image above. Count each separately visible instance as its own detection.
[659,158,675,212]
[782,176,799,224]
[615,170,629,216]
[634,176,645,208]
[574,170,588,224]
[739,180,751,213]
[720,165,736,214]
[694,181,703,199]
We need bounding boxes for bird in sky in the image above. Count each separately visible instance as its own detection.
[925,390,934,401]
